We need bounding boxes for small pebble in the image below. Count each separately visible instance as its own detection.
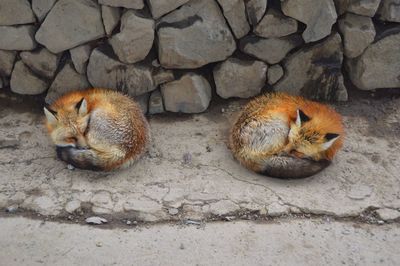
[126,220,132,225]
[182,153,192,164]
[85,216,108,225]
[180,243,185,250]
[5,205,18,213]
[96,241,103,247]
[377,220,385,225]
[67,164,75,170]
[168,208,179,215]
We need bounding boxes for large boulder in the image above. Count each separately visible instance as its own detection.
[45,62,90,104]
[149,89,165,114]
[281,0,337,43]
[70,44,93,75]
[0,50,16,77]
[338,13,376,58]
[213,58,267,99]
[20,48,60,79]
[98,0,144,9]
[240,35,303,64]
[335,0,381,17]
[347,30,400,90]
[109,11,154,64]
[101,5,121,36]
[217,0,250,38]
[157,0,236,69]
[161,73,211,113]
[35,0,105,53]
[254,8,298,38]
[10,61,48,95]
[245,0,267,26]
[275,33,348,101]
[267,64,284,85]
[32,0,57,22]
[0,25,37,50]
[87,47,156,96]
[147,0,190,19]
[378,0,400,22]
[0,0,36,26]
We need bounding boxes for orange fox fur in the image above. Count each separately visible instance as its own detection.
[229,93,344,177]
[44,88,149,171]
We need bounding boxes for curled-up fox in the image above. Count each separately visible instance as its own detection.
[44,88,150,171]
[229,93,344,178]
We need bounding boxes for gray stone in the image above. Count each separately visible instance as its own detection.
[378,0,400,22]
[217,0,250,38]
[240,35,303,64]
[35,0,105,53]
[0,50,16,77]
[10,61,48,95]
[267,202,290,217]
[45,63,90,104]
[335,0,381,16]
[134,93,150,114]
[157,0,236,69]
[153,68,175,86]
[65,200,81,214]
[20,48,60,79]
[32,0,57,22]
[87,48,156,96]
[149,89,165,114]
[245,0,267,26]
[209,200,238,216]
[267,64,284,85]
[338,13,375,58]
[147,0,190,19]
[101,5,121,36]
[346,184,373,200]
[98,0,144,9]
[0,77,3,88]
[0,25,37,50]
[347,31,400,91]
[375,208,400,221]
[0,0,36,26]
[254,9,298,38]
[275,33,348,101]
[85,216,108,225]
[70,44,92,74]
[214,58,267,99]
[281,0,337,43]
[161,73,211,113]
[109,11,154,64]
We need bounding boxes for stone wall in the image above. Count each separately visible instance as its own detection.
[0,0,399,114]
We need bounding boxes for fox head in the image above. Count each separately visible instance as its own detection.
[287,109,343,161]
[44,98,91,149]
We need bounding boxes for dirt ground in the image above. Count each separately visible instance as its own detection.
[0,91,400,265]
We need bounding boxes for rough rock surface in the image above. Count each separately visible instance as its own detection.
[147,0,190,19]
[0,25,37,50]
[98,0,144,9]
[70,44,92,75]
[267,64,284,85]
[254,9,298,38]
[217,0,250,39]
[32,0,58,22]
[87,47,155,96]
[0,0,36,26]
[153,68,175,86]
[45,62,90,104]
[240,35,303,64]
[335,0,381,16]
[35,0,105,53]
[275,33,348,101]
[375,208,400,221]
[0,50,16,77]
[157,0,236,69]
[161,73,211,113]
[347,31,400,90]
[20,48,60,79]
[134,93,150,114]
[338,13,376,58]
[101,5,121,36]
[378,0,400,22]
[214,58,267,99]
[281,0,337,42]
[10,61,48,95]
[149,89,165,114]
[245,0,268,26]
[109,11,154,64]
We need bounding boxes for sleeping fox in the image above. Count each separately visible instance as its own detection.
[44,88,150,171]
[229,93,344,178]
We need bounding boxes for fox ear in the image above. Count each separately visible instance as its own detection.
[75,98,88,116]
[296,109,310,127]
[44,106,57,125]
[322,133,340,150]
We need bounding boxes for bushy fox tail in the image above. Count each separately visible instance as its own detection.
[56,146,106,171]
